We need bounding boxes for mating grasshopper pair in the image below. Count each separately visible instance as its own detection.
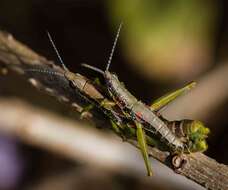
[43,24,209,176]
[4,24,209,176]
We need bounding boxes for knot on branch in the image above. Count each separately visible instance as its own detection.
[172,154,188,173]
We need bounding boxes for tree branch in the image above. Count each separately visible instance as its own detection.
[0,30,227,190]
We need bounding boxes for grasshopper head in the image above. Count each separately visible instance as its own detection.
[104,71,120,90]
[64,71,75,81]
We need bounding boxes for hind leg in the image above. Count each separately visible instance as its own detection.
[135,122,153,176]
[150,82,196,112]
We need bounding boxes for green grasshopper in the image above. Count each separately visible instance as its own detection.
[82,23,185,152]
[82,23,209,176]
[82,23,184,176]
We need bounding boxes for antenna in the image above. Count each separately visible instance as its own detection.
[46,31,69,71]
[106,22,123,71]
[26,68,64,77]
[81,63,104,75]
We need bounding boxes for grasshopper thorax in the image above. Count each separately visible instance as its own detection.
[64,71,86,90]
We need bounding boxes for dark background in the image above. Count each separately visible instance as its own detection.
[0,0,227,189]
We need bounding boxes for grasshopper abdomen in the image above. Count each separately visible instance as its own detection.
[104,71,185,151]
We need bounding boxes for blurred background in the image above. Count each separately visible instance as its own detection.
[0,0,228,189]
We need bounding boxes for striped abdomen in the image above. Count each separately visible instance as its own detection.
[105,71,184,150]
[131,101,184,150]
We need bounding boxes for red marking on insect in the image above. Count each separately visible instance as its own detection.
[136,112,143,119]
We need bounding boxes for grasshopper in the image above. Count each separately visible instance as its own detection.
[81,23,186,176]
[82,23,209,176]
[82,23,185,151]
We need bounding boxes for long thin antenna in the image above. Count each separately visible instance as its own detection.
[46,31,69,71]
[81,63,104,75]
[26,68,64,77]
[106,22,123,71]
